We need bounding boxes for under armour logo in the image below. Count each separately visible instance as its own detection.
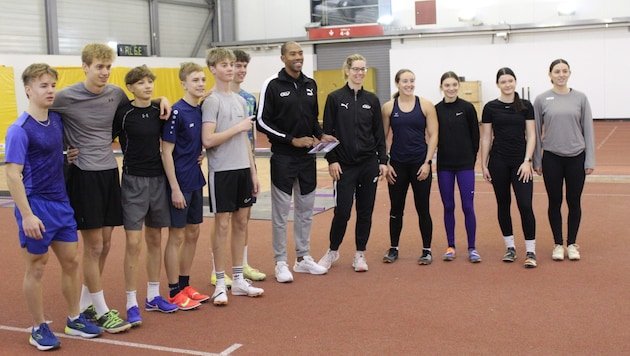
[142,113,149,119]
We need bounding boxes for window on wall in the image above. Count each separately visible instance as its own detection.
[311,0,381,26]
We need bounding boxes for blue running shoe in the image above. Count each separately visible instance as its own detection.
[29,323,61,351]
[65,313,102,338]
[145,296,178,313]
[468,249,482,263]
[126,306,142,327]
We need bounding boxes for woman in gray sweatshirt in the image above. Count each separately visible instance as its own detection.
[533,59,595,262]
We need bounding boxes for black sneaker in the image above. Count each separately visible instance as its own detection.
[524,252,537,268]
[417,250,432,265]
[502,247,517,262]
[383,248,399,263]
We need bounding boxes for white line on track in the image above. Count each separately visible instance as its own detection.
[0,324,242,355]
[597,125,617,149]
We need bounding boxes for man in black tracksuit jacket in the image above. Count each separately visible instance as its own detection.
[316,55,388,272]
[256,42,336,282]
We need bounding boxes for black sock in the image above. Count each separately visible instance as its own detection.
[179,275,190,290]
[169,283,180,298]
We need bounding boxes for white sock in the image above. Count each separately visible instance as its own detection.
[232,266,243,281]
[90,290,109,318]
[147,282,160,301]
[79,285,92,311]
[126,290,137,310]
[215,271,225,289]
[243,245,249,266]
[503,235,515,248]
[525,239,536,253]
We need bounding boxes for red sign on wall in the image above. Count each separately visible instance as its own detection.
[308,24,384,40]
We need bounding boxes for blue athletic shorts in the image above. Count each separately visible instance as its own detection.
[169,189,204,228]
[16,198,78,255]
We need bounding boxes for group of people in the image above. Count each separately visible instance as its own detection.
[6,39,594,352]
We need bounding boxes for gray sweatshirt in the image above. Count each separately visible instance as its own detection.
[533,88,595,169]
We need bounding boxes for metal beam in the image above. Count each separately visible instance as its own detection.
[44,0,59,54]
[158,0,213,9]
[191,11,214,57]
[149,0,161,56]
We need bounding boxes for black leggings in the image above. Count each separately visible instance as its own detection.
[488,156,536,240]
[388,160,433,249]
[542,151,586,245]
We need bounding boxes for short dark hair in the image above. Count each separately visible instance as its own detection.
[549,58,570,72]
[233,49,251,63]
[125,65,156,85]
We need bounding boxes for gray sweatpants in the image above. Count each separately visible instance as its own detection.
[271,179,316,262]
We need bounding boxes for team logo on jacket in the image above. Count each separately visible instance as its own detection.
[362,104,371,109]
[280,91,290,97]
[340,103,349,109]
[306,88,314,96]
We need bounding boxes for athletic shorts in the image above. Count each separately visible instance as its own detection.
[16,198,78,255]
[66,165,123,230]
[208,168,253,213]
[121,174,171,230]
[169,188,204,228]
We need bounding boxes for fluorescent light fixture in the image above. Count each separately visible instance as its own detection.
[458,9,476,22]
[557,3,576,16]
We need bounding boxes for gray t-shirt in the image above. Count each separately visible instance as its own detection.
[52,82,128,171]
[201,90,251,172]
[533,88,595,169]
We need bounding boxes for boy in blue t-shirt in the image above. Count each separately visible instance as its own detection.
[6,63,102,351]
[162,62,209,309]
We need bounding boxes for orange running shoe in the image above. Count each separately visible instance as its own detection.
[168,291,201,310]
[182,285,210,303]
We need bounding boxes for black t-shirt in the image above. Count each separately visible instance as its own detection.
[112,101,164,177]
[482,98,534,163]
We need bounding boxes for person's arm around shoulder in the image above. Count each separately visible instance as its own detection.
[418,96,438,181]
[6,163,45,239]
[151,97,172,120]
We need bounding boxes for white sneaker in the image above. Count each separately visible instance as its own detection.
[552,244,565,261]
[293,256,328,275]
[567,244,580,260]
[231,279,264,297]
[275,261,294,283]
[352,251,368,272]
[317,249,339,270]
[212,286,228,306]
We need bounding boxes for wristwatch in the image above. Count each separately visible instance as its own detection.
[425,160,432,165]
[524,157,532,162]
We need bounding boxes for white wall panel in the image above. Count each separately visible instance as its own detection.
[158,3,213,57]
[57,0,150,55]
[0,0,47,54]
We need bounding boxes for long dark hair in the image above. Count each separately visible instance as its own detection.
[496,67,525,112]
[440,71,459,85]
[549,58,570,72]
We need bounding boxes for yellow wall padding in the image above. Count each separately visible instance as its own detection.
[55,66,215,105]
[0,66,18,147]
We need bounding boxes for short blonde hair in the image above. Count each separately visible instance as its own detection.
[22,63,58,86]
[179,62,204,81]
[81,43,116,65]
[205,47,235,68]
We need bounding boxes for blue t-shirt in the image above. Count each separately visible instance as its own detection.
[389,96,427,164]
[162,99,206,192]
[238,89,257,149]
[5,111,68,201]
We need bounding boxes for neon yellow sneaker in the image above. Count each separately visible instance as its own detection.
[243,264,266,281]
[211,272,232,289]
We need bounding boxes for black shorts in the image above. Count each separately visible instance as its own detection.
[66,165,123,230]
[208,168,253,213]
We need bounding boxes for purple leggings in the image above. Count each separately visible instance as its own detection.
[437,170,477,249]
